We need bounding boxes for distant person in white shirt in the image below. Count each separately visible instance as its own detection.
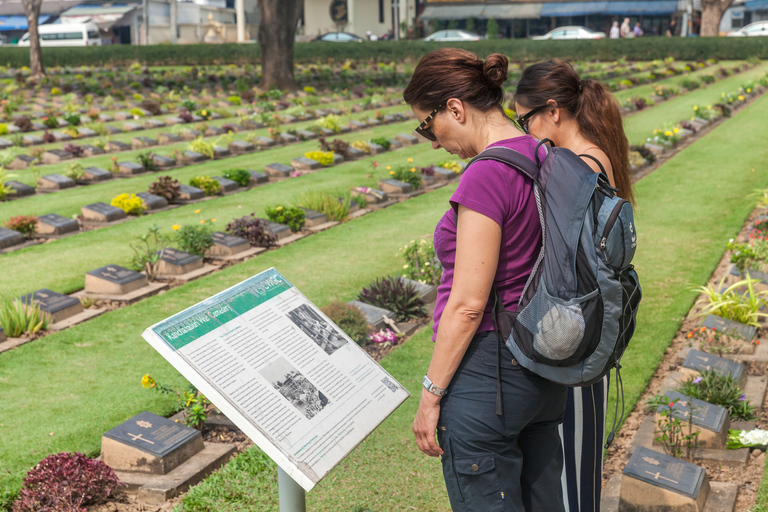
[620,18,634,38]
[610,21,620,39]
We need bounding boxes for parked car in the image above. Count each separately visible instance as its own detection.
[424,30,483,42]
[18,23,102,47]
[727,21,768,36]
[313,32,364,43]
[531,26,606,40]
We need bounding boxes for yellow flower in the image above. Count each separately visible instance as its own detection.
[693,105,698,111]
[410,168,416,172]
[747,88,752,93]
[738,95,745,101]
[211,218,216,222]
[201,109,207,115]
[664,130,672,137]
[707,105,712,110]
[389,171,395,175]
[276,206,283,211]
[385,165,391,170]
[141,374,156,389]
[200,219,206,224]
[407,158,413,162]
[721,92,726,98]
[194,209,201,214]
[673,128,679,134]
[172,225,181,231]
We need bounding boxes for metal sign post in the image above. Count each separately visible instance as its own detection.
[278,466,307,512]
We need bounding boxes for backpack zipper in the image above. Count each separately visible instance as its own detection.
[600,199,628,250]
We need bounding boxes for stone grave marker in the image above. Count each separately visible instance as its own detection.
[645,142,667,156]
[78,127,98,138]
[7,155,36,169]
[82,167,113,183]
[265,220,292,240]
[328,108,343,116]
[620,445,709,512]
[350,187,387,204]
[315,109,329,117]
[144,119,165,130]
[37,213,79,236]
[346,300,396,331]
[344,147,365,160]
[177,185,205,202]
[113,111,131,120]
[291,156,321,170]
[247,170,269,185]
[295,129,316,140]
[433,167,457,180]
[50,131,72,142]
[82,202,127,223]
[38,174,76,190]
[657,390,729,449]
[204,126,225,137]
[378,179,413,195]
[158,133,182,145]
[98,113,114,122]
[22,134,44,146]
[209,231,250,257]
[729,265,768,283]
[81,145,105,157]
[254,136,276,147]
[282,114,296,124]
[212,176,238,193]
[228,140,254,154]
[212,146,230,159]
[117,162,146,175]
[151,154,176,168]
[345,198,360,213]
[0,137,13,149]
[136,192,168,211]
[102,411,203,475]
[41,149,73,164]
[349,120,367,130]
[368,142,385,154]
[279,133,298,144]
[86,265,149,296]
[164,116,184,125]
[156,248,203,275]
[182,150,206,163]
[0,227,25,250]
[681,349,745,386]
[264,163,294,178]
[19,288,83,323]
[401,277,437,303]
[105,125,123,135]
[105,140,131,152]
[132,136,158,149]
[319,127,335,137]
[332,153,344,165]
[395,133,419,146]
[300,208,328,228]
[701,314,756,341]
[7,180,35,197]
[122,121,143,132]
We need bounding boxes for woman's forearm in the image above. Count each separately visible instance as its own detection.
[427,301,484,389]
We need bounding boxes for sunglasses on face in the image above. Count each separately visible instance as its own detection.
[415,105,443,142]
[515,105,551,134]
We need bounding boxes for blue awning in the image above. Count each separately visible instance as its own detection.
[541,0,677,16]
[0,15,51,31]
[540,2,609,16]
[604,1,678,14]
[745,0,768,11]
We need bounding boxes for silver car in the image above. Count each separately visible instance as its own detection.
[531,26,606,40]
[424,30,483,42]
[727,21,768,36]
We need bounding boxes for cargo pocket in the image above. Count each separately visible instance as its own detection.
[453,453,505,511]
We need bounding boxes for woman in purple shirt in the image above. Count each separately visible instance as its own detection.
[404,48,567,512]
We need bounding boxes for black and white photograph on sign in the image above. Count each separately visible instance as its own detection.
[287,304,347,355]
[260,356,329,420]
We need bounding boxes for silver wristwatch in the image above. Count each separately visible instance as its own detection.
[422,375,447,397]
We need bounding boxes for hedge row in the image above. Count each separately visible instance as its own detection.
[0,37,766,69]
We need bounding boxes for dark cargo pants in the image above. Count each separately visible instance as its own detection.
[437,331,568,512]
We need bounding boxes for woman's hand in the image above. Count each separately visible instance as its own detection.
[413,389,444,457]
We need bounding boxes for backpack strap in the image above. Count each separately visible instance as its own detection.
[578,153,609,181]
[467,145,543,182]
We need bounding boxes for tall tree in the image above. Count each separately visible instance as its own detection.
[257,0,302,90]
[700,0,732,36]
[21,0,45,78]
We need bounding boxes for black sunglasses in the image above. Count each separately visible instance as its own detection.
[515,105,551,134]
[415,105,443,142]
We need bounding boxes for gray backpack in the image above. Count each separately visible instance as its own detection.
[466,143,641,442]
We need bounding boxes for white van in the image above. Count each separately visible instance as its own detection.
[18,23,102,47]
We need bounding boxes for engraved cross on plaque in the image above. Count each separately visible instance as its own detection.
[128,432,155,444]
[646,471,679,484]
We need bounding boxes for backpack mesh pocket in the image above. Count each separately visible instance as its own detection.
[517,284,599,361]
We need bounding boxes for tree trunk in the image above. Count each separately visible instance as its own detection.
[21,0,45,79]
[257,0,303,91]
[700,0,732,36]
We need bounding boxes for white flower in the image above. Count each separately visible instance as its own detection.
[403,264,409,269]
[740,429,768,446]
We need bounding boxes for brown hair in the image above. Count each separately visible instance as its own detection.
[514,59,635,205]
[403,48,509,112]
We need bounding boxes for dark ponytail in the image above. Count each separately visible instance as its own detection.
[514,60,635,205]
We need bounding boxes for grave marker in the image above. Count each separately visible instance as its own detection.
[50,131,72,142]
[401,277,437,303]
[19,288,83,323]
[156,248,203,275]
[82,202,127,223]
[433,167,458,180]
[291,157,321,171]
[279,133,298,144]
[657,390,729,449]
[86,265,149,296]
[265,220,292,240]
[182,150,206,163]
[81,145,105,157]
[82,167,113,183]
[21,134,44,146]
[212,146,230,159]
[122,121,143,132]
[254,136,276,147]
[144,119,165,130]
[0,227,25,250]
[701,314,756,341]
[212,176,238,193]
[248,170,269,185]
[151,154,176,168]
[158,133,182,145]
[378,179,413,195]
[102,411,204,475]
[78,127,98,138]
[0,137,12,149]
[37,213,79,236]
[41,149,73,164]
[681,349,745,386]
[300,208,328,228]
[229,140,255,154]
[347,300,396,331]
[177,185,205,202]
[106,140,131,152]
[38,173,76,190]
[131,136,158,149]
[208,231,250,257]
[7,180,35,197]
[117,162,146,175]
[265,163,295,178]
[620,445,709,512]
[136,192,169,210]
[7,155,36,170]
[105,125,123,135]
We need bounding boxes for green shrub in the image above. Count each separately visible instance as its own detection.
[0,124,6,135]
[358,275,426,322]
[222,168,251,187]
[0,167,13,202]
[190,176,220,196]
[400,239,442,286]
[136,151,159,171]
[678,370,756,421]
[304,150,335,166]
[680,77,701,90]
[128,108,144,118]
[175,220,215,257]
[4,215,37,239]
[227,95,242,105]
[0,296,50,337]
[265,205,305,232]
[297,190,351,222]
[320,302,369,345]
[370,137,391,150]
[315,114,343,133]
[111,193,146,215]
[63,161,85,181]
[188,136,214,159]
[62,112,81,126]
[389,165,423,189]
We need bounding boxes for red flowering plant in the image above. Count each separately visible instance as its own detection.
[749,218,768,242]
[685,325,757,357]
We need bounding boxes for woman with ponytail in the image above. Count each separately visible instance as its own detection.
[405,48,567,512]
[514,59,635,512]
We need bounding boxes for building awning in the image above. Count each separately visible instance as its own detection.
[483,3,543,19]
[540,2,608,16]
[744,0,768,10]
[0,15,51,31]
[420,5,487,20]
[604,1,678,14]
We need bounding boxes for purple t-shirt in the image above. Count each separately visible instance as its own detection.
[432,136,544,340]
